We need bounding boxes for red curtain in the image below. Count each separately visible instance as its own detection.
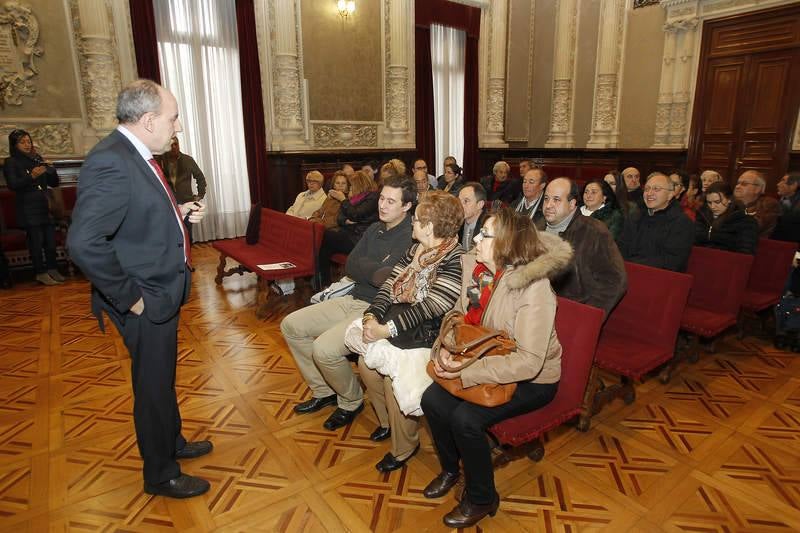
[463,35,479,180]
[128,0,161,83]
[236,0,268,205]
[414,26,435,169]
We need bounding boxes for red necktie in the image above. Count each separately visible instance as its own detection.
[148,158,192,267]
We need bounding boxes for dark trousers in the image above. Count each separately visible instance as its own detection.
[420,380,558,505]
[108,309,185,485]
[26,224,57,274]
[317,228,358,287]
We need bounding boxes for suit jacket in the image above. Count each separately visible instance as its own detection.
[68,129,190,328]
[458,212,488,250]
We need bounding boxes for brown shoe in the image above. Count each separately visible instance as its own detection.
[423,471,460,498]
[442,492,500,528]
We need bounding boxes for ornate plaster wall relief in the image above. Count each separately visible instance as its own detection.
[311,123,378,149]
[383,0,413,147]
[70,0,122,134]
[587,0,627,148]
[0,123,74,157]
[652,22,678,147]
[545,0,578,148]
[478,0,508,148]
[0,1,43,109]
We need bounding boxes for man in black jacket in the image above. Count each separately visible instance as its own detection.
[281,175,415,432]
[619,172,695,272]
[773,172,800,243]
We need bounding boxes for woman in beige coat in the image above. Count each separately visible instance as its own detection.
[420,208,572,528]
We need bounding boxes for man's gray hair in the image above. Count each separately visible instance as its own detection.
[116,79,162,124]
[646,171,675,190]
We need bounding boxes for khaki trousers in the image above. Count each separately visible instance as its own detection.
[280,296,369,410]
[358,356,420,459]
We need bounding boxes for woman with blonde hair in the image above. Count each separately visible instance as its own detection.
[345,191,464,472]
[420,208,572,528]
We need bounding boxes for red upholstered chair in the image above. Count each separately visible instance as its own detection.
[738,238,797,336]
[667,246,753,379]
[489,297,604,462]
[591,262,692,412]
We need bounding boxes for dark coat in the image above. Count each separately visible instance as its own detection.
[480,175,521,205]
[551,213,627,317]
[437,175,465,197]
[337,191,379,241]
[4,154,59,228]
[590,204,624,242]
[694,203,759,255]
[619,200,695,272]
[154,151,206,203]
[627,187,646,211]
[772,193,800,243]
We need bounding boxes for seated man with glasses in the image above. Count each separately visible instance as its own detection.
[286,170,327,219]
[619,172,695,272]
[413,158,438,190]
[734,170,780,238]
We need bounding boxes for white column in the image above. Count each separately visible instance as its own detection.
[74,0,121,134]
[384,0,414,147]
[587,0,626,148]
[652,23,678,147]
[478,0,509,148]
[669,18,699,147]
[267,0,308,149]
[545,0,578,148]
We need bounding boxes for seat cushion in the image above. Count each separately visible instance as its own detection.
[680,306,737,337]
[741,289,779,312]
[0,229,27,250]
[490,398,581,447]
[213,238,316,279]
[594,334,673,380]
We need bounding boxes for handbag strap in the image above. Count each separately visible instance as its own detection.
[432,310,508,372]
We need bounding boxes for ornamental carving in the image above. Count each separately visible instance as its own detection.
[312,124,377,148]
[592,74,617,132]
[386,65,408,131]
[486,78,505,133]
[267,0,305,141]
[653,102,672,145]
[0,123,73,157]
[550,79,572,133]
[0,1,42,108]
[669,101,688,145]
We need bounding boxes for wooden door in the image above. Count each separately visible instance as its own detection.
[688,4,800,192]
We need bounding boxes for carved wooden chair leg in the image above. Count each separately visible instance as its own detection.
[527,439,545,462]
[581,366,600,423]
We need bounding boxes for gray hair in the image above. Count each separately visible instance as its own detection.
[492,161,510,174]
[116,79,163,124]
[646,171,675,190]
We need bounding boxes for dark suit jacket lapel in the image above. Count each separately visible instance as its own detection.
[112,130,179,213]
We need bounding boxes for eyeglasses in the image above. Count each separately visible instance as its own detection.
[643,186,670,193]
[414,165,427,170]
[473,227,495,243]
[737,181,757,187]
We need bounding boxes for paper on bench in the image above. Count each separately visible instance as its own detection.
[257,262,297,270]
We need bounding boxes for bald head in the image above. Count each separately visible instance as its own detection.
[734,170,766,205]
[413,169,430,193]
[543,177,578,226]
[622,167,641,191]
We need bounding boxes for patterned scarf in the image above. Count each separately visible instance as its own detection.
[392,237,458,303]
[465,263,504,325]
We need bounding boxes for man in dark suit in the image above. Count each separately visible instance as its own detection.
[511,168,546,224]
[457,182,488,250]
[68,79,211,499]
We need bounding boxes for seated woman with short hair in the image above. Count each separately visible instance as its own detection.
[581,179,624,240]
[420,208,572,528]
[695,181,758,255]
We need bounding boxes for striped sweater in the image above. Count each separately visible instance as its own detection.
[365,243,463,335]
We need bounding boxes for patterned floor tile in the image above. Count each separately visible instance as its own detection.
[663,374,755,425]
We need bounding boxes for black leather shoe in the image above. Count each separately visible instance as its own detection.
[375,444,419,472]
[294,394,337,414]
[443,492,500,528]
[369,426,391,442]
[322,403,364,430]
[143,474,210,499]
[175,440,213,459]
[423,471,461,498]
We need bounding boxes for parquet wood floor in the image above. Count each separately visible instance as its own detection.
[2,243,800,532]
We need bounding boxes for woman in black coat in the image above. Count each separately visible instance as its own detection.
[4,129,64,285]
[695,181,758,255]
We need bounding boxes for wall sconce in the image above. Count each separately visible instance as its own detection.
[337,0,355,21]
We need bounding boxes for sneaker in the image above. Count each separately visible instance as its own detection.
[36,273,58,286]
[47,269,66,283]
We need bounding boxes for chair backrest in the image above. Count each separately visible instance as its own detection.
[746,238,797,294]
[553,297,605,408]
[260,208,324,259]
[604,262,693,348]
[685,246,754,315]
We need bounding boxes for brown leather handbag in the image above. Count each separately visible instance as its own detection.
[426,309,517,407]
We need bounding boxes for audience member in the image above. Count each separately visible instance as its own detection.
[362,159,379,182]
[155,136,207,204]
[437,156,457,184]
[457,182,487,250]
[511,168,546,224]
[700,169,722,194]
[604,169,638,219]
[413,169,431,201]
[622,167,646,210]
[413,158,438,189]
[420,208,570,528]
[581,179,624,241]
[4,128,64,285]
[735,170,780,237]
[518,158,532,180]
[309,171,349,229]
[695,182,758,254]
[542,178,627,316]
[379,159,407,187]
[618,172,694,272]
[346,191,464,472]
[481,161,521,208]
[669,169,697,221]
[281,175,415,431]
[772,172,800,243]
[316,170,379,288]
[438,162,465,196]
[286,170,327,219]
[342,163,355,178]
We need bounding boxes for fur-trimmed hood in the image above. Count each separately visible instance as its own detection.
[504,231,573,290]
